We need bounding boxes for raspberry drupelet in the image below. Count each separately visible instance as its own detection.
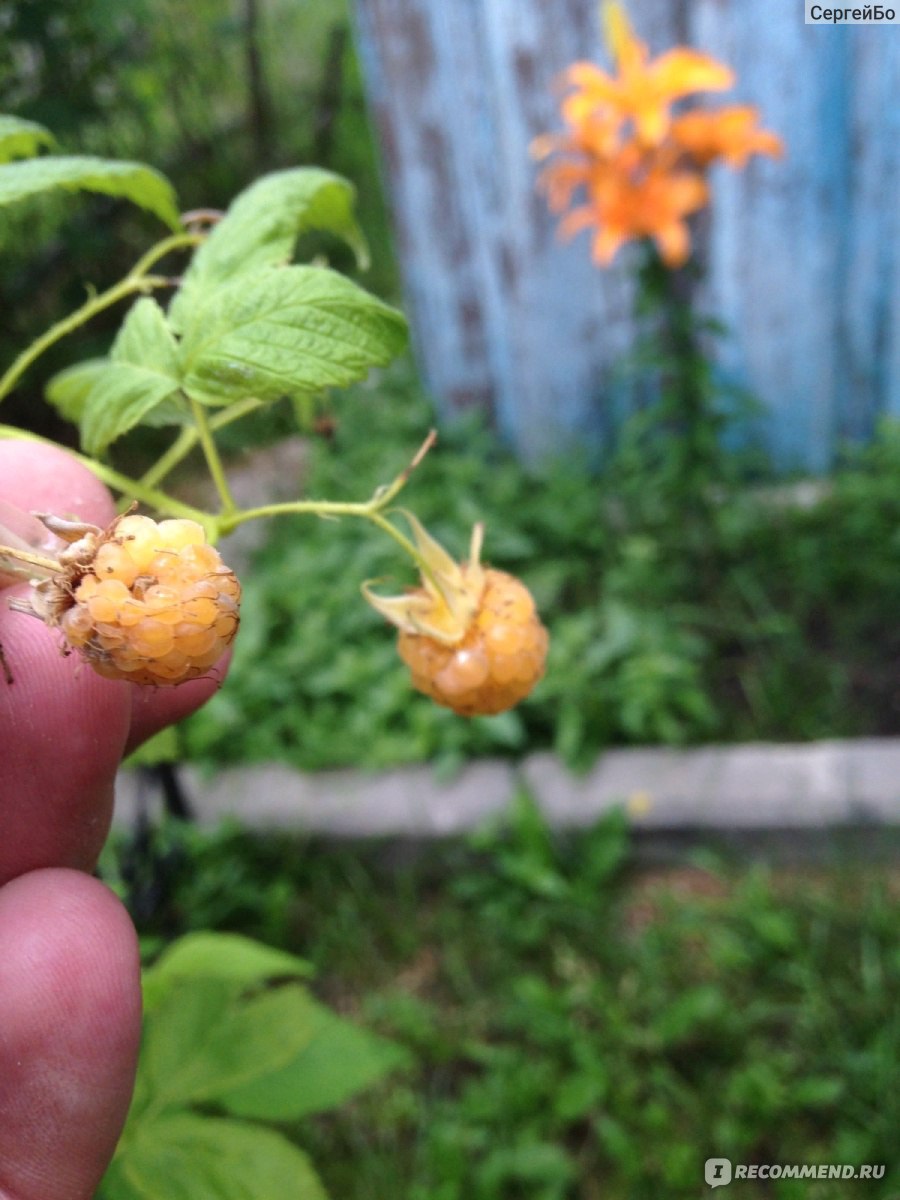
[365,515,549,716]
[12,511,240,685]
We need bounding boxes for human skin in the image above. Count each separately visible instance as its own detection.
[0,441,226,1200]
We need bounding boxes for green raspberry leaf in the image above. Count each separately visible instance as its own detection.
[142,931,312,1014]
[79,364,184,456]
[220,990,411,1120]
[0,115,56,163]
[111,295,180,374]
[58,298,187,456]
[0,155,180,229]
[179,265,408,405]
[45,359,109,425]
[170,167,368,330]
[138,979,318,1109]
[113,1113,328,1200]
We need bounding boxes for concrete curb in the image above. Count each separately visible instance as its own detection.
[115,737,900,838]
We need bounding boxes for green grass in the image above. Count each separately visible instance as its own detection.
[177,360,900,773]
[104,803,900,1200]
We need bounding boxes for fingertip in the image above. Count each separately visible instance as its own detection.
[0,440,116,527]
[125,647,232,755]
[0,869,141,1200]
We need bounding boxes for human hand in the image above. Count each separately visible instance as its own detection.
[0,441,226,1200]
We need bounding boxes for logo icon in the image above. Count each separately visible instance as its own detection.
[705,1158,733,1188]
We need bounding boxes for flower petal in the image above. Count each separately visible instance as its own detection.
[653,220,691,267]
[652,49,735,99]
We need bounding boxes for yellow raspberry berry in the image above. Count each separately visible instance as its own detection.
[365,515,549,716]
[21,511,240,686]
[398,569,549,715]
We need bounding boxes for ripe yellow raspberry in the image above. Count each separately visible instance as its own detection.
[364,514,549,716]
[398,568,549,715]
[15,511,240,686]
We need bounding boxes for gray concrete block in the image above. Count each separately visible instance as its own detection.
[115,738,900,838]
[117,760,518,837]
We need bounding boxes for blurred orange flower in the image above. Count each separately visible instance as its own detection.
[561,161,709,268]
[532,1,783,268]
[671,106,785,168]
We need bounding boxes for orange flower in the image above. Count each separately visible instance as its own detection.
[671,106,785,167]
[558,154,708,268]
[531,1,784,269]
[561,52,733,149]
[561,4,733,149]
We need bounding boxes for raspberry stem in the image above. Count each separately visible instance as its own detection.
[219,429,439,577]
[0,232,202,407]
[138,398,264,491]
[188,395,237,515]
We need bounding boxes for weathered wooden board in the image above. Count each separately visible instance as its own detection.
[353,0,900,469]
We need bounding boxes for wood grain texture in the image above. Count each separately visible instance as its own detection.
[353,0,899,469]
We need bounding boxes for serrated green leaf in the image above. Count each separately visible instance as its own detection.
[0,155,180,229]
[170,167,368,330]
[140,978,318,1109]
[45,359,109,424]
[179,265,407,405]
[77,298,186,454]
[0,115,56,163]
[118,1114,328,1200]
[112,296,180,372]
[221,992,411,1120]
[78,363,184,455]
[143,931,312,1012]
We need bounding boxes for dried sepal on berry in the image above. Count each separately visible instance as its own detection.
[363,512,486,644]
[364,515,549,716]
[6,509,240,686]
[0,500,67,587]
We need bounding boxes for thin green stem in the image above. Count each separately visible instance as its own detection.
[188,396,236,514]
[220,496,379,532]
[209,397,266,432]
[222,496,424,572]
[0,277,161,405]
[219,429,438,550]
[129,230,202,278]
[139,426,197,491]
[365,509,424,565]
[0,231,202,406]
[138,398,264,491]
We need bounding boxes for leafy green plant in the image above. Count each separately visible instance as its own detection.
[0,115,405,526]
[107,813,900,1200]
[97,932,408,1200]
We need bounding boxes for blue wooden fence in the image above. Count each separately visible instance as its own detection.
[352,0,900,470]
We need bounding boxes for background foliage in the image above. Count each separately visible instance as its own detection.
[102,805,900,1200]
[178,365,900,772]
